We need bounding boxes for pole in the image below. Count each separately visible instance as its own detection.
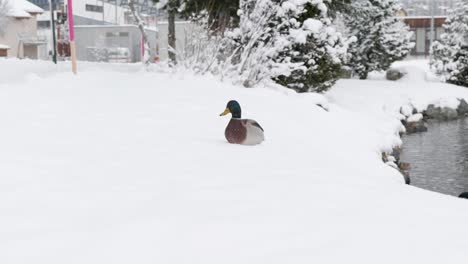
[141,33,145,62]
[49,0,57,64]
[155,12,159,62]
[115,0,118,24]
[430,0,435,50]
[67,0,77,74]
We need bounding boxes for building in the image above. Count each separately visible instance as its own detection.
[399,0,461,17]
[27,0,189,62]
[28,0,64,10]
[30,0,161,25]
[397,0,458,57]
[0,0,46,58]
[74,25,158,62]
[400,16,447,56]
[398,0,464,57]
[71,21,190,62]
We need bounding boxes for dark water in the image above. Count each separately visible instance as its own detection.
[401,118,468,196]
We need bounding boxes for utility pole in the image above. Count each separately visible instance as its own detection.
[168,0,177,65]
[67,0,77,74]
[115,0,118,24]
[49,0,57,64]
[430,0,435,50]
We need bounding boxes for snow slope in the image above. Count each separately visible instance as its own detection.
[1,59,468,264]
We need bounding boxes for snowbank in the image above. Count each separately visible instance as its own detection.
[1,59,468,264]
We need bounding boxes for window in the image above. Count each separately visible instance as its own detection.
[106,32,119,38]
[85,4,103,13]
[37,21,51,28]
[106,32,129,38]
[410,29,416,41]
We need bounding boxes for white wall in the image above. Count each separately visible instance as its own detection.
[69,0,127,25]
[0,16,39,58]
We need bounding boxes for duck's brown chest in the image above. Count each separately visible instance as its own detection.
[225,119,247,144]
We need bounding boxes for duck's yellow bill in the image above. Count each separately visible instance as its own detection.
[220,108,230,116]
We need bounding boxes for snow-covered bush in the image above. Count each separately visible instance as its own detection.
[154,0,240,65]
[344,0,414,79]
[430,2,468,82]
[430,41,452,76]
[447,46,468,87]
[221,0,284,87]
[164,0,350,93]
[224,0,348,92]
[179,11,231,74]
[273,1,349,93]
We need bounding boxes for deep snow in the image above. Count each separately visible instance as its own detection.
[1,59,468,264]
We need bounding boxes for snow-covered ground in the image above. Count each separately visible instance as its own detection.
[1,59,468,264]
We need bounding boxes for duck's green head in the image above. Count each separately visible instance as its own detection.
[220,100,241,118]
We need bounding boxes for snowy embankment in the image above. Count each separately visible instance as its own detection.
[1,59,468,264]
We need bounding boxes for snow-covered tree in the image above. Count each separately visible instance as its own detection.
[128,0,152,65]
[180,11,230,74]
[272,0,349,92]
[154,0,180,65]
[447,45,468,87]
[327,0,351,18]
[182,0,240,31]
[222,0,283,87]
[225,0,348,92]
[0,0,10,36]
[430,2,468,80]
[345,0,414,79]
[154,0,240,65]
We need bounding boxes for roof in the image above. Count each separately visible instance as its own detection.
[8,0,44,18]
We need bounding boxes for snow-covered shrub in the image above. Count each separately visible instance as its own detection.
[344,0,414,79]
[224,0,348,92]
[447,46,468,87]
[154,0,240,66]
[272,1,349,93]
[164,0,350,93]
[430,2,468,81]
[430,41,452,76]
[179,11,231,74]
[221,0,285,87]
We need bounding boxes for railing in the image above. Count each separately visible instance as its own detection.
[17,34,48,45]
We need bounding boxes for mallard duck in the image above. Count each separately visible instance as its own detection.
[219,100,264,145]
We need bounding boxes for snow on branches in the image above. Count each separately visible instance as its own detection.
[430,2,468,86]
[128,0,152,65]
[225,0,348,92]
[344,0,414,79]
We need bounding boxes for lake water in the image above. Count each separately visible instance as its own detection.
[400,118,468,196]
